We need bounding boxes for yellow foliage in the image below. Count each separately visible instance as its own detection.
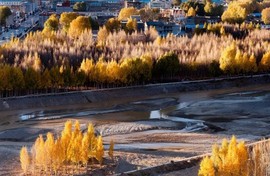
[45,132,55,169]
[19,120,111,175]
[97,26,109,46]
[187,7,196,17]
[259,51,270,72]
[96,135,104,164]
[198,156,215,176]
[221,2,247,24]
[262,8,270,25]
[81,133,90,165]
[118,7,138,21]
[198,136,249,176]
[219,43,237,74]
[108,139,114,160]
[20,146,30,174]
[68,16,91,38]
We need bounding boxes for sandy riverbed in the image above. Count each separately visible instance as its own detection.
[1,83,270,175]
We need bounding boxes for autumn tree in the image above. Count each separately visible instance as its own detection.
[51,139,64,174]
[43,14,59,33]
[105,18,121,32]
[24,68,41,92]
[262,8,270,24]
[81,133,90,168]
[153,52,180,79]
[172,0,181,6]
[106,60,121,84]
[125,18,137,33]
[219,43,237,74]
[118,7,138,21]
[0,6,12,26]
[108,140,114,160]
[59,12,79,32]
[68,16,91,38]
[187,7,196,17]
[222,2,247,25]
[33,135,46,171]
[20,146,30,174]
[139,8,160,22]
[259,51,270,72]
[73,2,86,11]
[198,136,248,176]
[95,136,104,164]
[44,132,55,172]
[97,26,109,46]
[61,120,72,165]
[204,2,213,15]
[9,67,25,96]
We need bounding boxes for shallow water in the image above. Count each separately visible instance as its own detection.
[1,83,270,137]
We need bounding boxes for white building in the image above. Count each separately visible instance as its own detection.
[148,0,171,9]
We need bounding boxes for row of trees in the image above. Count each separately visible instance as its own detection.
[20,121,114,175]
[199,136,270,176]
[2,11,270,96]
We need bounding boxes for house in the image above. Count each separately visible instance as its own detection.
[121,15,145,31]
[124,0,144,9]
[145,21,183,37]
[184,16,221,31]
[148,0,171,9]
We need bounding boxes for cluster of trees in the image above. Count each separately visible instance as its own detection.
[221,0,270,25]
[181,0,223,17]
[199,136,270,176]
[199,136,248,176]
[194,22,260,37]
[43,13,99,36]
[2,12,270,96]
[20,120,114,175]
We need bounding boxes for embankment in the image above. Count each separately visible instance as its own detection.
[1,74,270,111]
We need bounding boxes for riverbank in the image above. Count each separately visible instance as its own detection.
[1,74,270,111]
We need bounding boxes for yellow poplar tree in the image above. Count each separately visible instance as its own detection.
[95,136,104,164]
[108,139,114,160]
[81,133,90,168]
[198,156,215,176]
[52,139,65,174]
[61,120,72,162]
[198,136,248,176]
[44,132,55,172]
[68,16,91,38]
[97,26,109,46]
[20,146,30,174]
[67,120,83,167]
[249,54,257,73]
[259,51,270,72]
[87,123,97,159]
[187,7,196,17]
[35,135,46,171]
[219,43,237,74]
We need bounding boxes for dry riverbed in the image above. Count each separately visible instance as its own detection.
[1,83,270,175]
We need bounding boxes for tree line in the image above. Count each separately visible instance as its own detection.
[1,9,270,97]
